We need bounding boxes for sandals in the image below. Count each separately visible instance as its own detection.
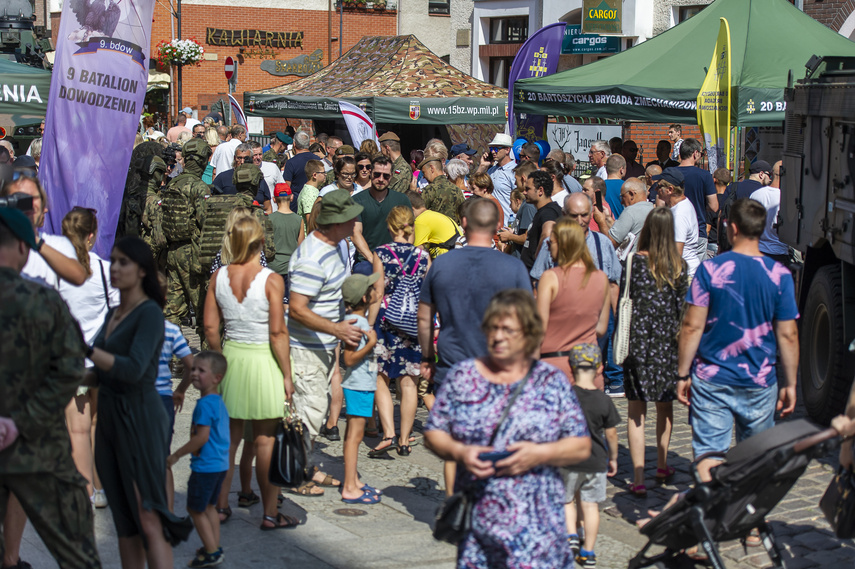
[216,506,232,523]
[237,491,260,508]
[745,528,762,548]
[341,489,381,505]
[655,466,676,484]
[629,483,648,496]
[290,481,324,497]
[311,466,341,487]
[396,444,412,456]
[368,437,396,458]
[362,484,382,495]
[260,513,299,531]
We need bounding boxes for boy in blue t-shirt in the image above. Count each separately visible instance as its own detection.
[168,351,230,568]
[340,273,382,505]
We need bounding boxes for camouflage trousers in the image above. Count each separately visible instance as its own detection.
[0,474,101,568]
[164,243,201,333]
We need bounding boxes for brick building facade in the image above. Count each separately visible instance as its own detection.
[804,0,855,35]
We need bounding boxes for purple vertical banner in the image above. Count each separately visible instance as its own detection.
[41,0,156,258]
[508,22,566,141]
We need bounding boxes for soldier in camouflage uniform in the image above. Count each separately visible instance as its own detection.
[161,137,211,338]
[419,155,465,224]
[262,131,290,170]
[379,132,413,193]
[0,207,101,569]
[139,155,168,272]
[323,145,355,187]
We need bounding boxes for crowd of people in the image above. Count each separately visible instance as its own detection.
[1,115,854,569]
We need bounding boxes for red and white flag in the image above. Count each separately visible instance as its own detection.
[229,93,247,127]
[339,101,378,149]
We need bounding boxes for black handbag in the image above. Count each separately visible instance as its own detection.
[269,403,311,487]
[820,466,855,538]
[432,364,533,545]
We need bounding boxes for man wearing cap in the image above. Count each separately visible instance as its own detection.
[166,113,191,143]
[351,155,413,266]
[378,132,412,193]
[211,125,246,176]
[182,106,201,130]
[0,207,102,569]
[676,138,718,259]
[420,154,465,225]
[262,132,291,169]
[748,160,789,265]
[654,167,700,277]
[324,144,355,187]
[289,190,366,487]
[475,133,517,221]
[449,142,477,170]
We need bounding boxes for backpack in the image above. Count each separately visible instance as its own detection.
[717,187,738,254]
[382,245,424,338]
[198,194,252,274]
[160,174,197,242]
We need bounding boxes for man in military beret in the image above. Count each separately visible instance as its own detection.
[0,207,101,569]
[378,131,412,193]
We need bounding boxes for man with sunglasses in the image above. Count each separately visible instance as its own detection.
[212,144,272,214]
[588,140,610,180]
[475,133,516,221]
[351,155,412,266]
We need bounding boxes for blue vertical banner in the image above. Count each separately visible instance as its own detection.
[41,0,156,258]
[508,22,566,141]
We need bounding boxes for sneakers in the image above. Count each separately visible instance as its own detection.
[90,490,107,509]
[319,424,341,441]
[567,534,580,557]
[605,384,625,398]
[576,548,597,568]
[188,548,223,567]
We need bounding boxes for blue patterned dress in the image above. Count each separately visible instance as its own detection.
[374,242,429,378]
[426,359,589,569]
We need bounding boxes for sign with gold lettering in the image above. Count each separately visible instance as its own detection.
[260,49,324,76]
[205,28,303,48]
[582,0,621,34]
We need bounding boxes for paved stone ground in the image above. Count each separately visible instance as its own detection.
[18,332,855,568]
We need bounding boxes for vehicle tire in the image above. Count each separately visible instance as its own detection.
[801,265,853,424]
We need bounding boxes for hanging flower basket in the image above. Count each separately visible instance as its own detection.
[155,38,205,67]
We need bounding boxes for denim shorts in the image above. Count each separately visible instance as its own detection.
[690,377,777,459]
[187,471,227,513]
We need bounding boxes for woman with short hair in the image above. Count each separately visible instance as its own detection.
[425,289,591,568]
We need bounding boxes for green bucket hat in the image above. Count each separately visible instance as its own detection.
[317,189,363,225]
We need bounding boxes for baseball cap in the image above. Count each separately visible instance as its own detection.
[316,189,363,225]
[180,106,193,114]
[450,143,477,156]
[274,182,292,197]
[749,160,772,175]
[567,343,602,370]
[651,167,685,186]
[378,132,400,142]
[0,206,37,249]
[342,272,380,306]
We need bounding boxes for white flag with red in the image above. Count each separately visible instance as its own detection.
[339,101,378,149]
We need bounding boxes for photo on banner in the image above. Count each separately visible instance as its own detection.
[40,0,156,258]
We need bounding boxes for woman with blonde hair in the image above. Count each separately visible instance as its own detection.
[60,207,119,508]
[622,207,688,495]
[202,127,220,184]
[368,205,431,457]
[537,219,610,386]
[209,207,269,273]
[206,216,297,530]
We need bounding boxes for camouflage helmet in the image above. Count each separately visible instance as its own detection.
[233,163,262,195]
[142,155,167,186]
[181,137,212,163]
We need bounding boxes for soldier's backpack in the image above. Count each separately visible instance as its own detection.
[198,193,253,274]
[161,173,199,243]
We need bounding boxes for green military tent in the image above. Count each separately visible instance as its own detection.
[515,0,855,126]
[0,58,50,128]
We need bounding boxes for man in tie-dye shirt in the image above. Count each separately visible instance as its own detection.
[676,198,799,483]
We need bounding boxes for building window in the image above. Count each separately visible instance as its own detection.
[678,5,706,22]
[490,17,528,44]
[489,56,515,87]
[429,0,449,15]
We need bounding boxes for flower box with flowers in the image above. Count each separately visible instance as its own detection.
[155,38,205,67]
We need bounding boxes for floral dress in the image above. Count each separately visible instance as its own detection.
[374,242,429,378]
[426,359,589,569]
[621,254,689,402]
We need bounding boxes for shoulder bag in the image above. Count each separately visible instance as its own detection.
[98,260,112,309]
[820,465,855,538]
[433,364,534,545]
[382,245,423,338]
[613,252,634,365]
[269,402,311,487]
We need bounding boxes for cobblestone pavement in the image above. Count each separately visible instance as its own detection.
[18,330,855,568]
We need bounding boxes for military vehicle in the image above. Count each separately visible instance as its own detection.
[780,55,855,424]
[0,0,51,68]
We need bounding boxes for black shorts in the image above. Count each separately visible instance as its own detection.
[187,471,227,513]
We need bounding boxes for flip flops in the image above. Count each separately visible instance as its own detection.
[341,489,381,505]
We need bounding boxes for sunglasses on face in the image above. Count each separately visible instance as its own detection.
[238,155,252,164]
[358,164,371,170]
[372,172,391,180]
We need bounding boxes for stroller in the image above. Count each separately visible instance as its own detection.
[629,419,840,569]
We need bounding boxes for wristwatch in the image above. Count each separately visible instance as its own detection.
[35,237,44,252]
[677,374,691,382]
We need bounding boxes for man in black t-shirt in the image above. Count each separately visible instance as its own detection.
[520,170,561,271]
